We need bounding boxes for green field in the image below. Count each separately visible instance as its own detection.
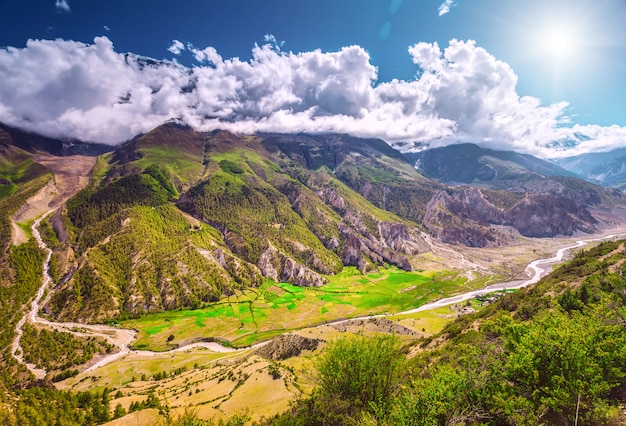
[122,266,473,350]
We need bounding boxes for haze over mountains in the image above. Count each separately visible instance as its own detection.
[554,147,626,190]
[407,141,626,192]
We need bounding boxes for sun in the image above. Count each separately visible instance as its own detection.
[544,28,575,59]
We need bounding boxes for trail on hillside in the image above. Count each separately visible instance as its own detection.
[11,210,140,379]
[419,231,489,281]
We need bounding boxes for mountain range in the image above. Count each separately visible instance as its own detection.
[554,147,626,190]
[2,122,626,324]
[4,121,626,424]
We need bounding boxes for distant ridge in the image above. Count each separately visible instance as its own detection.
[555,147,626,189]
[404,142,580,185]
[0,123,114,156]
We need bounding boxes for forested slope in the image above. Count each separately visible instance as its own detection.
[267,238,626,425]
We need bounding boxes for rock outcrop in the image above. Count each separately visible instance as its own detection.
[255,334,321,360]
[422,186,599,247]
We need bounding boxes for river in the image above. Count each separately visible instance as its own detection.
[11,213,626,378]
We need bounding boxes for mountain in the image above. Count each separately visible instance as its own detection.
[4,123,626,322]
[555,147,626,189]
[404,143,626,242]
[0,123,113,157]
[404,142,580,186]
[45,124,431,322]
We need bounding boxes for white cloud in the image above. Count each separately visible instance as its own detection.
[0,35,623,158]
[104,25,111,32]
[55,0,70,13]
[263,34,284,51]
[438,0,455,16]
[186,43,222,65]
[167,40,185,55]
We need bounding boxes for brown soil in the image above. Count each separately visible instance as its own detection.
[11,155,97,245]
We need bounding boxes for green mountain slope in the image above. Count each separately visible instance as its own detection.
[263,133,441,224]
[49,125,428,322]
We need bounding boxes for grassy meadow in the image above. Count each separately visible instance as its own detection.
[121,265,481,351]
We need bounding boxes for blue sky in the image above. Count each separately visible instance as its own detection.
[0,0,625,157]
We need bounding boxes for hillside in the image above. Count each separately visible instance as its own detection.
[405,142,580,184]
[406,142,626,244]
[6,123,626,326]
[555,147,626,189]
[264,237,626,425]
[46,125,431,322]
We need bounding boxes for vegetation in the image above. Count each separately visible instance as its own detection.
[315,334,405,416]
[52,202,261,322]
[123,267,467,350]
[21,324,113,373]
[67,169,175,234]
[180,150,343,270]
[13,387,115,425]
[264,239,626,425]
[0,172,50,258]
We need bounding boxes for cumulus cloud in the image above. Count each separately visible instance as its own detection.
[167,40,185,55]
[438,0,455,16]
[55,0,70,13]
[0,35,622,157]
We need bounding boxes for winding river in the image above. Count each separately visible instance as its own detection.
[11,213,626,378]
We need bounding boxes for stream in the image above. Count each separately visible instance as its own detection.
[10,213,626,378]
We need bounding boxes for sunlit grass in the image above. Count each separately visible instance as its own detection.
[122,266,469,350]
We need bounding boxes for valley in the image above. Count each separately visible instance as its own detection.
[4,123,626,424]
[19,211,626,424]
[10,160,626,423]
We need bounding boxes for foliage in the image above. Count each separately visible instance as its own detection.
[163,408,250,426]
[219,159,244,175]
[129,390,164,414]
[268,334,406,425]
[13,387,113,425]
[315,334,406,412]
[266,239,626,425]
[52,203,261,322]
[179,164,342,271]
[67,170,173,232]
[21,324,113,372]
[388,364,475,425]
